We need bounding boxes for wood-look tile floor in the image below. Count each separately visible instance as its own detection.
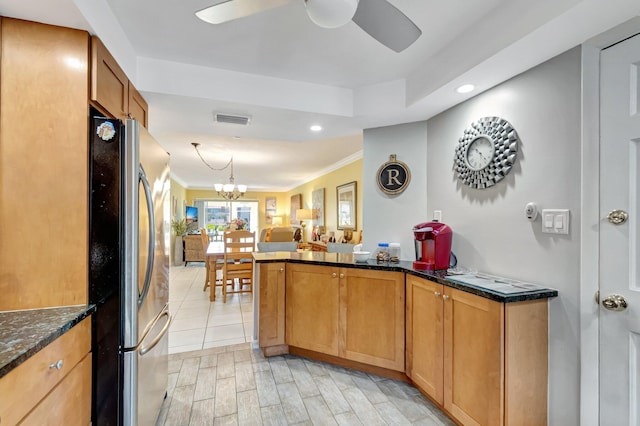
[156,343,455,426]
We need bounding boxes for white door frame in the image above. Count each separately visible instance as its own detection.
[579,41,601,426]
[580,19,640,425]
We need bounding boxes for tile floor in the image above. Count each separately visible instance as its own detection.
[169,263,254,354]
[165,263,456,425]
[156,343,455,426]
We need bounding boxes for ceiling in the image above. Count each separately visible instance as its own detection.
[1,0,638,191]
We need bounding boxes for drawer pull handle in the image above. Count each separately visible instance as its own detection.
[331,273,337,278]
[339,273,345,279]
[442,295,450,300]
[49,359,64,370]
[279,268,284,272]
[434,291,441,297]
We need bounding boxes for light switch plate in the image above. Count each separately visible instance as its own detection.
[541,209,570,234]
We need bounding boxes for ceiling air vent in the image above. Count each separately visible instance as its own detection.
[214,113,251,126]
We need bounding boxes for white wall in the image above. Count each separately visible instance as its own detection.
[362,121,428,259]
[363,47,583,425]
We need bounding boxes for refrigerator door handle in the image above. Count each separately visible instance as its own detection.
[138,305,172,356]
[138,164,156,309]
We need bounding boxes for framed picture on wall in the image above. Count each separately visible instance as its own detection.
[290,194,302,224]
[172,196,177,218]
[312,188,325,226]
[265,197,277,224]
[336,181,356,230]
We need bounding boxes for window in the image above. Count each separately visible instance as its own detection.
[197,199,259,233]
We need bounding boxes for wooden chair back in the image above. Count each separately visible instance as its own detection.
[222,230,255,302]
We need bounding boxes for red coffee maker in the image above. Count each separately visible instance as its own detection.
[412,221,452,271]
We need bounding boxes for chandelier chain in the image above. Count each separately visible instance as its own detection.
[192,142,232,172]
[191,142,245,200]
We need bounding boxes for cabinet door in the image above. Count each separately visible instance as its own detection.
[406,276,444,404]
[286,264,339,355]
[91,36,128,120]
[0,18,89,310]
[128,81,148,127]
[340,268,405,371]
[259,263,286,347]
[444,287,504,426]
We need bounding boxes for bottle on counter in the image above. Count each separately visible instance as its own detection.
[376,243,390,263]
[389,243,400,263]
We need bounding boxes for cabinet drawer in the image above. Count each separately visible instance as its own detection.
[19,354,92,426]
[0,318,91,425]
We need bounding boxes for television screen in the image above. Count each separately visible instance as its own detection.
[185,206,198,224]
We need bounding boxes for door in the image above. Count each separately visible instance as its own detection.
[600,33,640,425]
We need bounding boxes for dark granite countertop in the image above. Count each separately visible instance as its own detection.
[0,304,96,379]
[253,251,558,303]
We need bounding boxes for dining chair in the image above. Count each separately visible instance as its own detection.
[200,228,223,300]
[222,230,256,303]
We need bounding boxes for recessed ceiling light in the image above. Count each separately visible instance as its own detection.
[456,84,475,94]
[310,125,322,132]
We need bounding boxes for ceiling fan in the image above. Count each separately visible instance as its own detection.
[195,0,422,52]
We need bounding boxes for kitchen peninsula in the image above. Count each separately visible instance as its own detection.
[253,251,557,426]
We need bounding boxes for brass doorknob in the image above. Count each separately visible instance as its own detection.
[601,294,628,311]
[607,209,628,225]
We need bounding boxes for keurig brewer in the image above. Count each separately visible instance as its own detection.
[412,221,452,271]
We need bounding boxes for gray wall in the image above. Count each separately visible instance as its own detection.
[362,121,428,258]
[363,47,582,425]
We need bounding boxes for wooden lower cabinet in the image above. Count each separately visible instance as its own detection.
[340,268,405,371]
[258,262,286,349]
[406,275,548,426]
[0,318,91,425]
[286,263,340,355]
[406,276,444,404]
[19,354,92,426]
[283,264,405,371]
[444,285,504,426]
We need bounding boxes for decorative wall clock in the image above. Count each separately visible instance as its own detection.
[453,116,519,189]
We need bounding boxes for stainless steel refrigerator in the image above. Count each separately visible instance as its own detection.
[89,109,171,425]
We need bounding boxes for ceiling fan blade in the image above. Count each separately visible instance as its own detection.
[352,0,421,52]
[196,0,293,24]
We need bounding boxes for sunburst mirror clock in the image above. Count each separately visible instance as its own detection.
[453,116,520,189]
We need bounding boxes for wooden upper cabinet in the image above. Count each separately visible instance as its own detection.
[90,36,149,127]
[91,36,128,121]
[128,81,148,127]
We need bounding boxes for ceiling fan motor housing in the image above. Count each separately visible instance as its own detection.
[304,0,359,28]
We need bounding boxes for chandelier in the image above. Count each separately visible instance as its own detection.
[192,142,247,200]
